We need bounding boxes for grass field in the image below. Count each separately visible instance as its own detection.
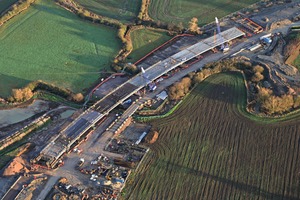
[126,28,171,63]
[149,0,260,26]
[293,55,300,69]
[0,0,121,98]
[123,72,300,200]
[74,0,141,22]
[0,0,18,14]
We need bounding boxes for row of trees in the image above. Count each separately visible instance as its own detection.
[9,81,84,103]
[257,87,297,115]
[136,1,203,34]
[0,0,36,25]
[56,0,133,62]
[168,77,192,100]
[188,17,202,34]
[190,59,265,85]
[174,58,300,115]
[137,0,151,21]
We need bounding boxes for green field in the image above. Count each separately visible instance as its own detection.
[127,28,171,63]
[0,0,18,14]
[74,0,141,22]
[0,0,121,98]
[149,0,260,26]
[124,72,300,199]
[293,55,300,69]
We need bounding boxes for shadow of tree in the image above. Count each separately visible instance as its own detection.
[0,73,31,98]
[157,159,299,200]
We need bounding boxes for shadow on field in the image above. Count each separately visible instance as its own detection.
[30,2,67,18]
[58,20,118,68]
[59,20,117,48]
[159,160,299,200]
[0,73,31,98]
[69,53,111,69]
[193,79,243,106]
[189,0,247,23]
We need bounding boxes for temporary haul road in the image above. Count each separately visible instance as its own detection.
[38,27,251,166]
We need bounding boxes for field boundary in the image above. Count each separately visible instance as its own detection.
[0,0,36,26]
[137,0,151,21]
[138,67,300,123]
[134,33,193,65]
[202,1,262,31]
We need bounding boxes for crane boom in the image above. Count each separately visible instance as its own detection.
[215,17,229,52]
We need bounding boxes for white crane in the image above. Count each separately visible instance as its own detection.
[215,17,229,52]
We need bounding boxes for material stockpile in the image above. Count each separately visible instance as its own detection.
[2,156,29,176]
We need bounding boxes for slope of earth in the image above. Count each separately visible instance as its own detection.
[293,56,300,68]
[123,72,300,200]
[285,32,300,70]
[74,0,141,23]
[0,0,18,14]
[127,28,171,63]
[149,0,260,26]
[0,0,120,98]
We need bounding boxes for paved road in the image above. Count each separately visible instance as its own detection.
[35,176,59,200]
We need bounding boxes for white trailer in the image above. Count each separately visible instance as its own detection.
[248,43,262,51]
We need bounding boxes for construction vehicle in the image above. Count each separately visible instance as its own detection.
[76,158,84,169]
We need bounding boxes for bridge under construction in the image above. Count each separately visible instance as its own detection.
[33,27,245,168]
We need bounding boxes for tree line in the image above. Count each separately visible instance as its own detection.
[0,0,36,26]
[168,58,300,116]
[8,80,84,103]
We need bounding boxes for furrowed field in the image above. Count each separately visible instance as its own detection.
[123,72,300,200]
[74,0,141,22]
[127,28,171,63]
[0,0,120,98]
[149,0,260,26]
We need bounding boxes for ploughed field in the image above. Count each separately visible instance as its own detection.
[74,0,141,22]
[0,0,120,98]
[127,28,171,63]
[149,0,260,26]
[124,72,300,200]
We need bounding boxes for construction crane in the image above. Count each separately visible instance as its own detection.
[215,17,229,52]
[141,67,156,92]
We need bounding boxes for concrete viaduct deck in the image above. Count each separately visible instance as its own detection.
[92,27,245,113]
[36,27,245,167]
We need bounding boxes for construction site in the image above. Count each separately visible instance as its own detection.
[31,26,246,171]
[2,0,300,199]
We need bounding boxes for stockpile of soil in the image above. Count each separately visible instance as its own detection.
[270,19,291,30]
[2,156,28,176]
[144,131,158,144]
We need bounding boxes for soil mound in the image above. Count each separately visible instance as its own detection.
[2,156,29,176]
[145,131,159,144]
[270,19,291,30]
